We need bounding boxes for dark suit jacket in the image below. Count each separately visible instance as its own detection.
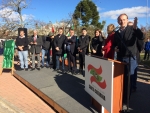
[91,36,104,56]
[54,34,66,55]
[65,35,76,54]
[78,35,90,53]
[15,36,29,51]
[113,25,144,58]
[42,36,51,50]
[29,35,43,54]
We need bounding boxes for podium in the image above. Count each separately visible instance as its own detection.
[85,55,125,113]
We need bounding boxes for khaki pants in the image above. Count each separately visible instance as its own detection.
[31,49,40,68]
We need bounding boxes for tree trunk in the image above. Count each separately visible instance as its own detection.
[19,12,24,28]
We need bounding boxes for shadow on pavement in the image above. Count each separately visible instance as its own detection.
[137,65,150,81]
[54,72,98,113]
[129,81,150,113]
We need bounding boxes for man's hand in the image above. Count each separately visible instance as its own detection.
[67,36,71,39]
[30,42,33,44]
[18,46,23,51]
[34,42,37,45]
[55,47,59,51]
[133,17,138,29]
[20,46,24,50]
[102,51,105,56]
[92,49,96,53]
[79,49,82,52]
[115,46,119,52]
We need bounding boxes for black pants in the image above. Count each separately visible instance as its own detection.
[52,50,56,69]
[144,50,150,60]
[131,67,137,90]
[123,66,133,103]
[74,53,77,69]
[67,52,76,71]
[79,52,85,70]
[117,57,134,104]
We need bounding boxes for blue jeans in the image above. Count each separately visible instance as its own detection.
[56,55,64,70]
[117,56,137,102]
[41,49,50,66]
[132,67,137,90]
[18,50,28,68]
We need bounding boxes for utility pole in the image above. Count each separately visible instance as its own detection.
[146,0,149,38]
[147,0,148,25]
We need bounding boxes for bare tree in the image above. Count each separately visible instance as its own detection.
[1,0,31,27]
[0,0,32,38]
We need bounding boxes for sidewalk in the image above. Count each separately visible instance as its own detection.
[0,72,55,113]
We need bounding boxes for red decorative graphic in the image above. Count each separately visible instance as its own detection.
[88,64,102,75]
[90,76,106,89]
[88,64,107,89]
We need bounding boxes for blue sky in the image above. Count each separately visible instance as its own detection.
[1,0,150,28]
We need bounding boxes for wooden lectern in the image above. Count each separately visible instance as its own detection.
[91,57,125,113]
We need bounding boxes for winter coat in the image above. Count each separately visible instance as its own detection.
[54,34,66,55]
[102,32,115,59]
[144,41,150,51]
[29,35,43,54]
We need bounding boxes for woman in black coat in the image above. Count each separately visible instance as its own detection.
[90,29,105,57]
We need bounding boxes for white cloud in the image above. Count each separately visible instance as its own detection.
[22,14,34,21]
[0,7,34,21]
[101,6,150,20]
[97,6,103,11]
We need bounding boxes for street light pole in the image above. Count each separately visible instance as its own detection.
[146,0,149,27]
[147,0,148,25]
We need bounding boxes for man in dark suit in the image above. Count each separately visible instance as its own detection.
[49,33,56,70]
[128,21,144,92]
[78,28,90,75]
[41,35,51,68]
[113,14,144,105]
[29,30,43,70]
[54,28,66,72]
[65,29,77,74]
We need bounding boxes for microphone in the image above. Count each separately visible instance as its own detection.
[113,25,120,32]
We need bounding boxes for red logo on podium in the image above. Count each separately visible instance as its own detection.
[88,64,107,89]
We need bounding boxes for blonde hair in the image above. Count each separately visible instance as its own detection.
[107,24,115,34]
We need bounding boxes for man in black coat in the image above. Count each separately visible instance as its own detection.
[128,21,144,92]
[65,29,77,74]
[49,33,56,69]
[41,35,51,68]
[78,28,90,75]
[29,30,43,70]
[54,28,66,72]
[113,14,144,105]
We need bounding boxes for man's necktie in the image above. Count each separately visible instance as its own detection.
[34,37,36,42]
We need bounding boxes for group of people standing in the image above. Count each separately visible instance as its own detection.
[15,13,145,106]
[15,25,116,74]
